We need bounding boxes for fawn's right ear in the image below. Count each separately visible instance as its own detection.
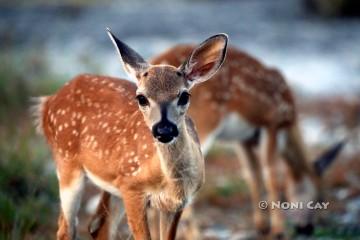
[106,28,149,81]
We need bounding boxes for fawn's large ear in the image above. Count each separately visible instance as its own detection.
[106,28,149,80]
[180,33,228,87]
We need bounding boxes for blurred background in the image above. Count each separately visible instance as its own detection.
[0,0,360,239]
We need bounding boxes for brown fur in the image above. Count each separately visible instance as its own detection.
[89,45,325,239]
[154,45,295,131]
[37,32,228,240]
[37,74,203,240]
[153,45,321,235]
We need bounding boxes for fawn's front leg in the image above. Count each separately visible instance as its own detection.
[260,128,285,239]
[122,190,151,240]
[160,210,183,240]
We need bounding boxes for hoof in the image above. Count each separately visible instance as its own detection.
[258,226,271,236]
[295,223,314,236]
[273,232,285,240]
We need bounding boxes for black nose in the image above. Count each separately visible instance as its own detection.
[152,121,179,143]
[295,223,314,236]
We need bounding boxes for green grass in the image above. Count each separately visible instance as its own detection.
[0,121,59,239]
[0,51,64,239]
[214,178,248,197]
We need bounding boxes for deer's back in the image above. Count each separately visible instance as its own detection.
[39,74,158,185]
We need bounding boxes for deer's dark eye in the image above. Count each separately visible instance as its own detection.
[136,94,149,107]
[178,92,190,106]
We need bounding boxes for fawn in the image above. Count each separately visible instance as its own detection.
[89,44,344,239]
[34,29,228,240]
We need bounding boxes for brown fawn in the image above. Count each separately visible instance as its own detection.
[34,30,228,240]
[89,44,344,239]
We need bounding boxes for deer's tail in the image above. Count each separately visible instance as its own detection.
[30,96,49,135]
[281,121,345,178]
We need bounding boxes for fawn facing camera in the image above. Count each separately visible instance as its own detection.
[34,29,228,240]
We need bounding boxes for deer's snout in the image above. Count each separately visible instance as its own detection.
[152,121,179,143]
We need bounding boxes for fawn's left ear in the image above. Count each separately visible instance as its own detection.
[106,27,149,81]
[180,33,228,87]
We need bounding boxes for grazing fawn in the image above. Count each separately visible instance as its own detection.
[90,44,344,239]
[34,30,228,240]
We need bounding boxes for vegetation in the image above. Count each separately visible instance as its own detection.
[0,51,63,239]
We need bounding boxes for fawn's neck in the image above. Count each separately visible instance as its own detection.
[155,118,204,197]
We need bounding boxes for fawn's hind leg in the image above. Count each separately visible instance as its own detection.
[259,127,285,238]
[88,192,111,240]
[234,142,269,235]
[88,192,126,240]
[56,164,85,240]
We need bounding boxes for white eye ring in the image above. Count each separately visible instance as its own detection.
[136,94,150,107]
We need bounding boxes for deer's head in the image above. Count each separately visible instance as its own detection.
[107,29,227,144]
